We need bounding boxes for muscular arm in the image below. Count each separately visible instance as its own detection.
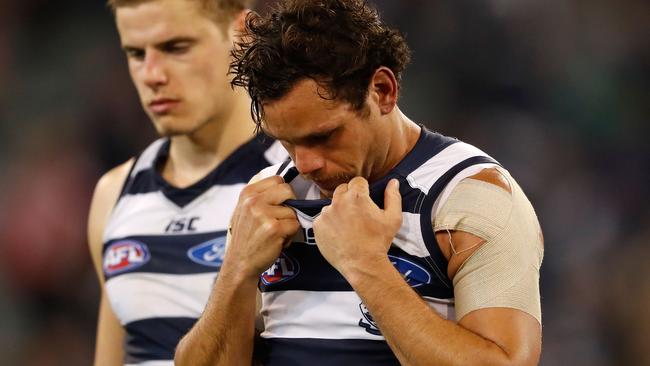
[315,169,542,366]
[346,258,540,365]
[175,176,299,366]
[88,159,133,366]
[174,256,260,366]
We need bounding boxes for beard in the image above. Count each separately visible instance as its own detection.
[307,172,356,193]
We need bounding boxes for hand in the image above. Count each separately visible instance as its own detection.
[226,175,300,278]
[312,177,402,278]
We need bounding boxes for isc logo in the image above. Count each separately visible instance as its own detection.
[103,240,150,275]
[260,252,300,285]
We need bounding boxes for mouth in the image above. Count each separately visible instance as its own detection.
[148,98,180,115]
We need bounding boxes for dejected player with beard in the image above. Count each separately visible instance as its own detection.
[176,1,544,365]
[87,0,286,365]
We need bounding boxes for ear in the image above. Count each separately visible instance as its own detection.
[369,67,398,115]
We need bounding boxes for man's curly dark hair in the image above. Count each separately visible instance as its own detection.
[230,0,411,127]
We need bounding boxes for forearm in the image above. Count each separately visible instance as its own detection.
[94,292,125,366]
[175,262,259,366]
[345,259,514,366]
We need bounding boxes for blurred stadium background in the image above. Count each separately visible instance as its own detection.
[0,0,647,364]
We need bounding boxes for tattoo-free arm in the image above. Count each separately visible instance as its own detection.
[344,254,541,366]
[88,160,133,366]
[175,176,300,365]
[175,262,259,366]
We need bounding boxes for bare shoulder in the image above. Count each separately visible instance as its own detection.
[88,159,135,282]
[93,159,135,200]
[464,167,511,193]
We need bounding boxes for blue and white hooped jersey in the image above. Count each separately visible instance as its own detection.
[254,127,499,365]
[102,136,286,366]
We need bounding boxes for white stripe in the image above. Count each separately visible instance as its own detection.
[130,139,166,178]
[125,360,173,366]
[392,212,429,258]
[256,163,284,179]
[261,290,378,340]
[260,290,453,340]
[104,184,245,241]
[432,163,499,216]
[264,140,289,165]
[106,272,215,325]
[406,142,495,193]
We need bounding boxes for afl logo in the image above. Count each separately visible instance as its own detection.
[388,255,431,288]
[103,240,150,275]
[187,236,227,268]
[260,252,300,285]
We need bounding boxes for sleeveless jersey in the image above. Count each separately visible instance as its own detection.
[102,136,286,366]
[254,127,499,365]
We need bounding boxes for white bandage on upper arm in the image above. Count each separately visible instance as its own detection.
[434,171,544,323]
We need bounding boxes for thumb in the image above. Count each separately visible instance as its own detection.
[383,179,403,226]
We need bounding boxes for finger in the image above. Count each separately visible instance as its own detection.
[276,217,301,238]
[262,205,298,221]
[312,213,323,232]
[332,182,348,200]
[241,183,296,207]
[317,205,330,219]
[383,179,403,225]
[243,175,285,195]
[252,182,297,206]
[347,176,369,196]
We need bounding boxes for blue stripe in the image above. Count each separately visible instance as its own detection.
[284,197,330,217]
[123,317,195,363]
[259,243,453,299]
[117,149,141,200]
[383,127,458,178]
[122,135,276,207]
[419,156,500,288]
[275,158,292,175]
[103,231,227,280]
[284,176,426,216]
[257,338,400,365]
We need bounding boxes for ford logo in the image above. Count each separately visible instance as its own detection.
[388,255,432,288]
[187,236,227,268]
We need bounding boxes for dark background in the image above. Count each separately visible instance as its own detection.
[0,0,648,364]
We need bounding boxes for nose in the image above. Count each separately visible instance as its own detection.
[141,51,168,88]
[293,145,325,175]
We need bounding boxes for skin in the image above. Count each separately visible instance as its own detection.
[176,69,541,365]
[88,1,255,365]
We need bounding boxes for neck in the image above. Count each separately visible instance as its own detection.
[368,107,421,183]
[163,88,256,188]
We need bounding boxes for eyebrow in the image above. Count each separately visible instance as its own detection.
[122,36,197,52]
[262,126,340,145]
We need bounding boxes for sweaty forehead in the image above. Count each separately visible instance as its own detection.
[115,0,216,45]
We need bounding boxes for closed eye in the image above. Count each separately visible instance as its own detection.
[159,39,194,55]
[261,126,340,146]
[303,131,335,145]
[123,46,145,60]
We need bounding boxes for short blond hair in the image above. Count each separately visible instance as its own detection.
[108,0,254,24]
